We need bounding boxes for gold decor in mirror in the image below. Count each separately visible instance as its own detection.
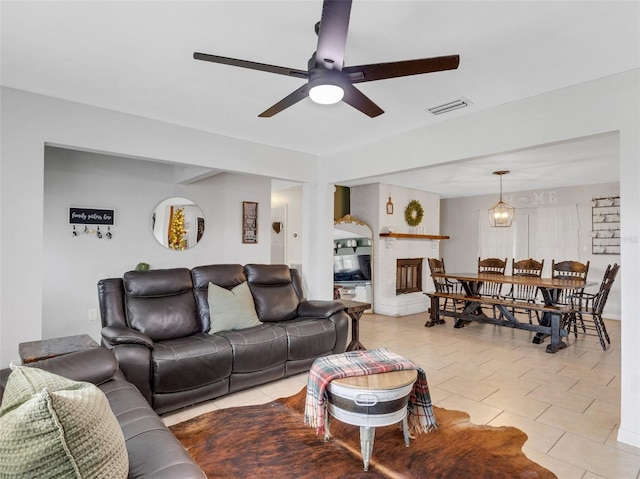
[168,207,187,250]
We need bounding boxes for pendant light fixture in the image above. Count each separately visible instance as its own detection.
[488,170,515,227]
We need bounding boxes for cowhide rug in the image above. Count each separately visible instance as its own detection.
[169,388,557,479]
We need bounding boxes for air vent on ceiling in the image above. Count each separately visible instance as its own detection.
[427,97,472,115]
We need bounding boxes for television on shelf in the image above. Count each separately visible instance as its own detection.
[333,254,371,282]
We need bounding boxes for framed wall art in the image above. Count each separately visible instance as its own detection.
[242,201,258,244]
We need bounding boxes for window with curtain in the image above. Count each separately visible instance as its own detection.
[478,205,581,269]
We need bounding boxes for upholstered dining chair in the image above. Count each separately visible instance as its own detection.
[428,257,462,311]
[551,259,590,305]
[477,257,507,298]
[501,258,544,323]
[564,263,619,350]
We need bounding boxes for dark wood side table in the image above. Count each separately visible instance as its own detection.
[19,334,100,364]
[338,299,372,351]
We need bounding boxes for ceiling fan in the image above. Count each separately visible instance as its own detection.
[193,0,460,118]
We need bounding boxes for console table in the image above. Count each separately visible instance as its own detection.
[338,299,371,351]
[19,334,100,364]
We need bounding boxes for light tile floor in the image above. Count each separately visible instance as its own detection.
[163,313,640,479]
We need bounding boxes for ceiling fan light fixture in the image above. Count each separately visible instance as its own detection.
[308,71,345,105]
[309,83,344,104]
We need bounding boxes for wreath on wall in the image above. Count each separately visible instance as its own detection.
[404,200,424,227]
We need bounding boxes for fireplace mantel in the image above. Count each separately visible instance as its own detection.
[379,233,450,240]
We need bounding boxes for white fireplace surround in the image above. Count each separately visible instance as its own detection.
[375,238,437,316]
[349,183,442,316]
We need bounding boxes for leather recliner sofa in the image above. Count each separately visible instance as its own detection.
[98,263,349,414]
[0,348,207,479]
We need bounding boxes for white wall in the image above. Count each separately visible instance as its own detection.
[441,182,621,319]
[0,86,316,367]
[42,147,271,341]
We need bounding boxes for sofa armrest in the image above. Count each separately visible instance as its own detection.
[102,325,153,349]
[9,348,119,386]
[110,344,153,404]
[297,300,346,318]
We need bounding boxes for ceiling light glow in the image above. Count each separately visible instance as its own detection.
[309,84,344,105]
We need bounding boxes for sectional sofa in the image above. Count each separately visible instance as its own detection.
[0,348,207,478]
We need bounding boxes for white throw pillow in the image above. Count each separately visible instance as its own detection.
[207,281,262,334]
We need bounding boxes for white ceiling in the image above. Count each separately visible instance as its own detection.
[339,132,621,198]
[1,1,637,197]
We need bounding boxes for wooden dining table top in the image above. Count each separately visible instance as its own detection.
[431,271,591,289]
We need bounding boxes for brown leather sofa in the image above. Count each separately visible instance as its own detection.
[98,263,349,414]
[0,348,206,479]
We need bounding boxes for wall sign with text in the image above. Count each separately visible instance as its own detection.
[69,207,115,225]
[242,201,258,244]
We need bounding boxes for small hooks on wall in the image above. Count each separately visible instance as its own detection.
[72,224,114,240]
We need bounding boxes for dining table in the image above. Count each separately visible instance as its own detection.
[429,272,594,353]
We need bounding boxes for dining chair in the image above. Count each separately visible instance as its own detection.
[477,257,507,298]
[551,259,590,305]
[564,263,619,350]
[428,257,462,311]
[501,258,544,323]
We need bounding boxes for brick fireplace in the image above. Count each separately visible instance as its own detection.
[374,236,437,316]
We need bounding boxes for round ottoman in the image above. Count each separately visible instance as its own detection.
[325,369,418,471]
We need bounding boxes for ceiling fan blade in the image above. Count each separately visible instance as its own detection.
[341,83,384,118]
[194,52,308,79]
[258,85,309,117]
[343,55,460,83]
[314,0,352,70]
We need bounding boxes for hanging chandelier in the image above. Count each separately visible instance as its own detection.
[488,170,515,227]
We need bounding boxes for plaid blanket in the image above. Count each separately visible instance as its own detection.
[304,348,438,436]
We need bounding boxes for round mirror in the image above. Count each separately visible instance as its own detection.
[152,197,205,250]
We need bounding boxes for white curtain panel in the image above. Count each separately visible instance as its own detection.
[477,210,515,260]
[533,205,581,262]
